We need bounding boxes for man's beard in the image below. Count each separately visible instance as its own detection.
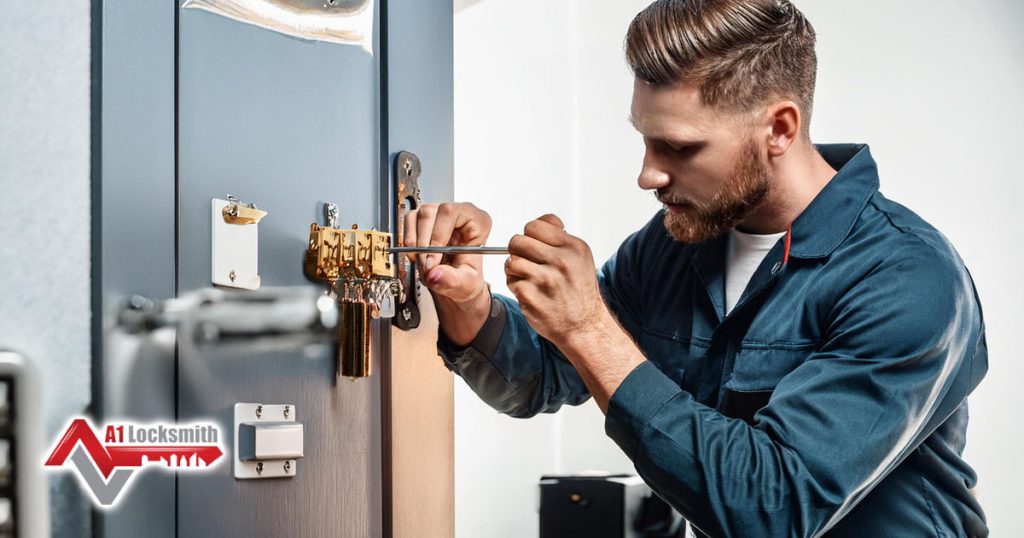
[659,138,771,243]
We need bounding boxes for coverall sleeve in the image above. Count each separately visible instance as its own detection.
[436,221,650,418]
[604,242,987,537]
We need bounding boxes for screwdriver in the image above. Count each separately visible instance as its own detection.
[388,246,510,255]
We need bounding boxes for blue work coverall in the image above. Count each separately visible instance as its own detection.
[438,144,988,537]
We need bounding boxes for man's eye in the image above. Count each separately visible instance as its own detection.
[649,139,701,156]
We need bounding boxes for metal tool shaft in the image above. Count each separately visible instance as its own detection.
[388,246,510,255]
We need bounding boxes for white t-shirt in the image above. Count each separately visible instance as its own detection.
[725,228,787,314]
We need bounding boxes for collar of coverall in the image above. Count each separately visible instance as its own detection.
[784,143,880,260]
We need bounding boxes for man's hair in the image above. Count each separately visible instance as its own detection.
[625,0,817,136]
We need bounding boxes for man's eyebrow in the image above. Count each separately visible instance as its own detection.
[644,133,706,148]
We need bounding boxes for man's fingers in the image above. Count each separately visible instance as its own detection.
[403,209,418,247]
[505,255,560,292]
[504,278,544,329]
[431,204,476,245]
[445,229,483,270]
[537,213,564,229]
[414,205,442,270]
[508,234,561,266]
[504,255,538,279]
[505,275,530,299]
[401,210,429,274]
[428,203,480,267]
[523,216,567,247]
[403,203,492,273]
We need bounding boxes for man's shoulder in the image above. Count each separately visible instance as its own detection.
[836,191,971,291]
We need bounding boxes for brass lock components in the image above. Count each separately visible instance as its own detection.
[304,151,424,380]
[305,224,397,380]
[304,223,393,283]
[305,204,401,380]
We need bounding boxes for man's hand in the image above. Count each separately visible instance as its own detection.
[403,202,493,346]
[505,213,645,413]
[504,214,610,347]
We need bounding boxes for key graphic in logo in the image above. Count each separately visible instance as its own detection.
[44,418,224,508]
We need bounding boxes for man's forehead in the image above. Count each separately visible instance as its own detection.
[629,80,714,137]
[627,113,706,139]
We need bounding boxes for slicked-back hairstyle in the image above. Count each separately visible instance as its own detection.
[626,0,817,136]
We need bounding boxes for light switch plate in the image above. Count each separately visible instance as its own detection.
[233,403,298,479]
[212,198,262,290]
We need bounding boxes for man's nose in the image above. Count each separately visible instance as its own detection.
[637,149,670,191]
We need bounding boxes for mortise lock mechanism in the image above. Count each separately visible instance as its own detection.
[304,151,423,380]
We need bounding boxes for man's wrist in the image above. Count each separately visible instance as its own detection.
[557,306,646,413]
[434,283,492,347]
[559,307,622,357]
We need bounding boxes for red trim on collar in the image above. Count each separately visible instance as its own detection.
[783,226,793,265]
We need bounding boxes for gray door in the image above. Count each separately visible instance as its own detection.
[174,6,382,537]
[95,1,452,536]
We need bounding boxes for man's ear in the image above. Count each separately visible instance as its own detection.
[763,100,801,157]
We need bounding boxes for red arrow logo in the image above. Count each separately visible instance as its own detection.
[45,419,224,478]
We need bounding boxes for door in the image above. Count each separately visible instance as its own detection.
[174,4,381,536]
[96,1,453,536]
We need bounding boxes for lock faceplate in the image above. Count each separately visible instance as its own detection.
[393,151,422,331]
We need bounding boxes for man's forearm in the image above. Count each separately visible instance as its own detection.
[433,280,645,413]
[432,286,492,347]
[557,308,646,414]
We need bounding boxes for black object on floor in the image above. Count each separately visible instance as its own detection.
[538,474,683,538]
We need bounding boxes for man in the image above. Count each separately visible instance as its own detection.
[405,0,988,536]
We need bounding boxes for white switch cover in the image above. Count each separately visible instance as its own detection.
[212,198,262,290]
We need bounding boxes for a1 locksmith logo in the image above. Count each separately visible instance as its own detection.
[44,417,224,508]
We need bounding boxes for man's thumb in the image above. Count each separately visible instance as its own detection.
[423,264,483,302]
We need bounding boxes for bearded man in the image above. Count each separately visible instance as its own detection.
[404,1,988,536]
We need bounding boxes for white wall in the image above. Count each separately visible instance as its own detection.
[454,1,1024,536]
[453,4,580,537]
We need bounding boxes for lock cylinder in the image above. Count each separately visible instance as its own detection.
[337,300,371,379]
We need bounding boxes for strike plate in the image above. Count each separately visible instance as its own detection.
[233,403,298,480]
